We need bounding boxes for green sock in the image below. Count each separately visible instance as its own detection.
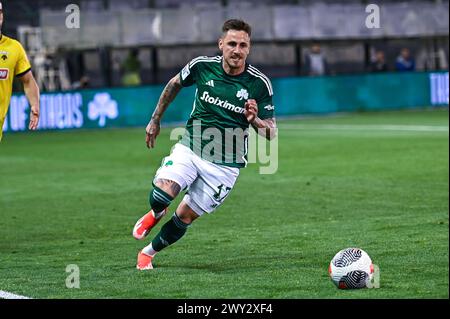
[149,186,173,214]
[151,213,190,252]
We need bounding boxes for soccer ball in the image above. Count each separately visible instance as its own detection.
[328,248,374,289]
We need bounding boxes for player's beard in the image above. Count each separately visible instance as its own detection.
[227,54,244,70]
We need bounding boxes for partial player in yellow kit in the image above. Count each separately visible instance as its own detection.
[0,1,40,141]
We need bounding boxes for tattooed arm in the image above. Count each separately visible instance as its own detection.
[244,99,277,141]
[251,117,277,141]
[146,74,183,148]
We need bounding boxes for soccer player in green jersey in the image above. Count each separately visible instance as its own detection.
[133,19,277,270]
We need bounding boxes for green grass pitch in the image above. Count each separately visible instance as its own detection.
[0,109,448,298]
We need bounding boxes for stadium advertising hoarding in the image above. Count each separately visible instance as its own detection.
[2,71,448,134]
[430,72,449,105]
[2,85,196,133]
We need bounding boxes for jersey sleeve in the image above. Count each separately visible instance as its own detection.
[179,56,204,87]
[14,41,32,77]
[254,78,275,120]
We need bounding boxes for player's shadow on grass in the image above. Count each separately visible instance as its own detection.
[156,254,302,273]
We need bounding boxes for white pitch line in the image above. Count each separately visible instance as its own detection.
[279,124,449,132]
[0,290,32,299]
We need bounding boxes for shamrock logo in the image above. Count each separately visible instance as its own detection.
[236,88,249,101]
[164,160,173,167]
[88,93,118,127]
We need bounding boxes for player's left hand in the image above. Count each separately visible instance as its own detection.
[244,99,258,123]
[29,106,39,130]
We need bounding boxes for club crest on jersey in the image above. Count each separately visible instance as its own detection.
[236,88,248,101]
[0,51,9,61]
[0,69,9,80]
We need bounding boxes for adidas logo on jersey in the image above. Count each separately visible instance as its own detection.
[205,80,215,87]
[0,69,9,80]
[200,91,245,114]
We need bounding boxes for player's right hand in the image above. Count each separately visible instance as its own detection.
[28,106,40,130]
[146,120,160,149]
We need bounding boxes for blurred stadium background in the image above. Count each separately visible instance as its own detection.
[1,0,449,125]
[0,0,448,299]
[1,0,448,134]
[0,0,448,133]
[1,0,449,84]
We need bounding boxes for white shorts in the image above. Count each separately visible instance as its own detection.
[153,143,240,216]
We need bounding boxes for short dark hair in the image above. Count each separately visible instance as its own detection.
[222,19,251,37]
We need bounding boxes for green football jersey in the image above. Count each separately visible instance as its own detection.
[179,55,275,168]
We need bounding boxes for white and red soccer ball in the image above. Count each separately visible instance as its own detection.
[329,248,374,289]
